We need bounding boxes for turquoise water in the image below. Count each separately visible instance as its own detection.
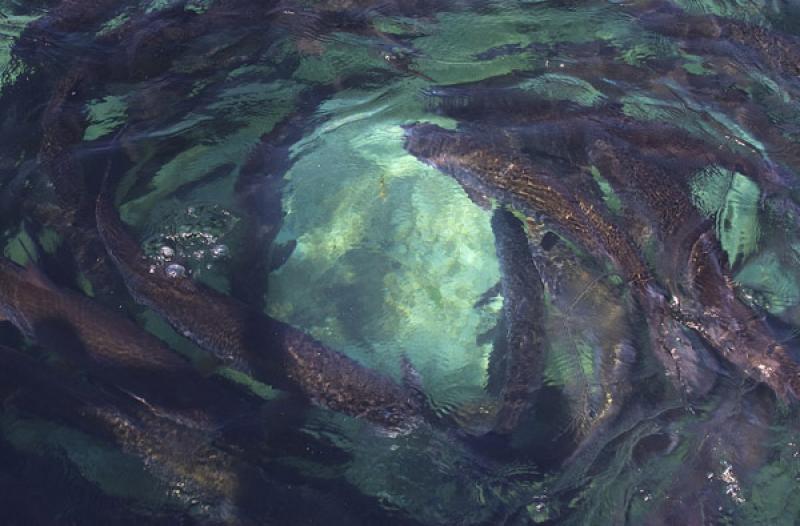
[1,0,800,524]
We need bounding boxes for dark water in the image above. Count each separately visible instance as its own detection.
[1,0,800,524]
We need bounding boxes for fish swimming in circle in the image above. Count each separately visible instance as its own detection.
[0,344,409,526]
[403,122,800,401]
[0,255,265,432]
[96,170,429,432]
[486,208,548,435]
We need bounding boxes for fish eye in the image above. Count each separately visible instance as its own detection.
[541,232,559,251]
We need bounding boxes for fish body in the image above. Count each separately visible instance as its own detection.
[487,209,547,434]
[403,123,650,286]
[0,258,187,374]
[640,4,800,79]
[0,257,257,430]
[0,345,366,526]
[640,386,774,525]
[526,219,635,439]
[0,345,242,517]
[403,123,798,400]
[96,180,425,431]
[589,138,800,399]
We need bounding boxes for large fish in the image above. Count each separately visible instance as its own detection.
[0,257,257,431]
[0,345,405,526]
[487,208,547,434]
[525,218,636,441]
[403,123,800,400]
[639,3,800,80]
[588,139,800,401]
[0,344,250,522]
[638,386,774,526]
[426,77,790,195]
[96,176,427,432]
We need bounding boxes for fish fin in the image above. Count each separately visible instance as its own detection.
[473,281,501,309]
[14,234,38,264]
[462,185,493,209]
[485,314,509,396]
[475,321,499,347]
[401,355,424,395]
[193,351,223,377]
[21,261,57,291]
[268,239,297,272]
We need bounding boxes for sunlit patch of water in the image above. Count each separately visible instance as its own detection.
[268,86,498,399]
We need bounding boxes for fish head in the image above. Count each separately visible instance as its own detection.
[403,122,523,206]
[402,122,460,170]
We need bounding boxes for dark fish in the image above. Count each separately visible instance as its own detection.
[586,138,710,281]
[403,123,650,285]
[588,139,800,399]
[487,208,547,434]
[640,386,774,526]
[231,85,330,309]
[427,75,787,195]
[525,219,636,440]
[680,231,800,397]
[24,0,124,35]
[0,257,258,431]
[0,345,401,526]
[0,345,246,522]
[96,179,426,431]
[424,84,594,128]
[640,5,800,79]
[23,57,128,299]
[0,431,188,526]
[403,123,800,400]
[403,124,680,383]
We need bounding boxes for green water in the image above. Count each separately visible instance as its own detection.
[1,0,800,524]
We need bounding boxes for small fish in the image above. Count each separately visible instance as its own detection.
[96,176,426,431]
[487,208,547,434]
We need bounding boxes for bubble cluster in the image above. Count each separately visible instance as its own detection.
[141,204,239,273]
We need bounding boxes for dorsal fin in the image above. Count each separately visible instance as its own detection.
[400,355,425,400]
[20,259,56,291]
[400,355,448,428]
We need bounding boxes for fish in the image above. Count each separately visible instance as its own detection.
[231,85,331,309]
[588,138,800,400]
[403,122,800,400]
[96,174,427,432]
[586,138,710,282]
[33,60,126,299]
[639,4,800,80]
[425,75,788,194]
[639,385,774,525]
[0,345,246,523]
[0,256,258,431]
[0,345,402,526]
[525,219,636,442]
[487,208,547,434]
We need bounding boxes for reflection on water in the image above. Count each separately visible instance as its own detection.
[1,0,800,524]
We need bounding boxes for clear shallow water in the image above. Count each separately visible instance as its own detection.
[1,0,800,524]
